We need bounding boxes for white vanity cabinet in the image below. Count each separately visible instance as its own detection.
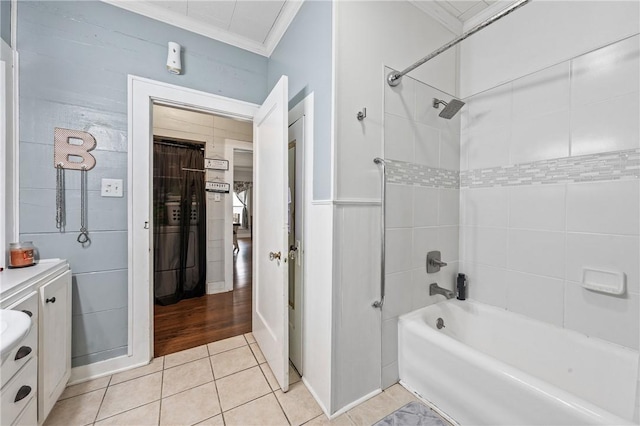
[1,259,71,425]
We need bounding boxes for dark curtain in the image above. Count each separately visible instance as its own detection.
[153,142,206,305]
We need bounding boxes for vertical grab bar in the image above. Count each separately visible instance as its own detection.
[373,157,385,309]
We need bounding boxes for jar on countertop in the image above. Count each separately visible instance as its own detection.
[9,241,36,268]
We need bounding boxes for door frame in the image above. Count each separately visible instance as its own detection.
[126,76,259,373]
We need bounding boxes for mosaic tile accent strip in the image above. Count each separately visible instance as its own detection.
[386,160,460,189]
[460,148,640,189]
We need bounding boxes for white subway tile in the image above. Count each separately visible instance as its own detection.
[566,233,639,295]
[438,226,459,264]
[459,130,470,171]
[509,184,566,231]
[505,271,564,327]
[512,62,570,120]
[510,110,570,164]
[411,268,434,310]
[462,261,508,309]
[382,271,414,321]
[385,228,413,274]
[508,229,565,279]
[564,281,639,350]
[466,125,511,169]
[571,35,640,106]
[467,83,512,131]
[571,91,640,155]
[386,184,413,228]
[384,72,416,119]
[438,189,460,226]
[414,123,440,168]
[412,227,439,269]
[384,113,415,163]
[462,226,508,268]
[440,129,461,171]
[566,180,639,236]
[460,187,509,228]
[413,186,439,227]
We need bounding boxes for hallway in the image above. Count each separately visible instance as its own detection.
[154,238,253,357]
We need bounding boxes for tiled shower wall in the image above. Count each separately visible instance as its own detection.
[381,69,461,388]
[460,35,640,350]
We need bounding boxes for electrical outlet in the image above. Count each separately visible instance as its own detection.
[101,178,123,197]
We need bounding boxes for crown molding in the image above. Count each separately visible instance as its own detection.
[463,0,520,31]
[102,0,304,57]
[409,1,462,36]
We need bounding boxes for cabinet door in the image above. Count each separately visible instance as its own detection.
[38,270,71,422]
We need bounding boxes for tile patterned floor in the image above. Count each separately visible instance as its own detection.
[46,333,427,426]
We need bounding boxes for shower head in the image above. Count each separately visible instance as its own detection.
[433,98,465,119]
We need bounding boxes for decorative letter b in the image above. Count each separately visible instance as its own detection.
[54,128,97,171]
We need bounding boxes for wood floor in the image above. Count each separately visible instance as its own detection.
[153,238,252,357]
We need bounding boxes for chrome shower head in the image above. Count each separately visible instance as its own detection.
[433,98,465,119]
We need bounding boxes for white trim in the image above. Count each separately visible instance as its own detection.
[311,200,333,206]
[329,388,381,419]
[333,199,381,206]
[409,1,463,36]
[329,1,336,203]
[128,75,258,368]
[463,0,519,32]
[102,0,302,58]
[69,355,149,385]
[264,0,304,57]
[12,49,18,244]
[10,0,17,48]
[302,376,330,419]
[206,281,227,295]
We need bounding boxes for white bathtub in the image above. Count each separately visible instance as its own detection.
[398,299,639,425]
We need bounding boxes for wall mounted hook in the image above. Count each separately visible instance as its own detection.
[357,107,367,121]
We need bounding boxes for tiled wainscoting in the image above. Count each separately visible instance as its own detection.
[44,333,424,426]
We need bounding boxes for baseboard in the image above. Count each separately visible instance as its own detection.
[69,355,150,385]
[329,388,381,419]
[301,377,331,419]
[206,281,227,294]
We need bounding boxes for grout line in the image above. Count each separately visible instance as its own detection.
[272,389,293,426]
[92,382,110,424]
[157,365,164,426]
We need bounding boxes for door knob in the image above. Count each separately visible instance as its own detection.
[288,245,298,260]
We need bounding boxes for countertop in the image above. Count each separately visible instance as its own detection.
[0,259,69,304]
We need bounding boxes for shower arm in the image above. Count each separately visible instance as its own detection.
[387,0,532,87]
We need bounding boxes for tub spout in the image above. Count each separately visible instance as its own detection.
[430,283,455,299]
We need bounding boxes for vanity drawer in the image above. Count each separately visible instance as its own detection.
[1,292,39,389]
[12,397,37,426]
[1,358,37,426]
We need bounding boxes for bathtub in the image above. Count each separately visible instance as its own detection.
[398,299,639,425]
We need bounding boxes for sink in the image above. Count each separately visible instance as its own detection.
[0,310,32,364]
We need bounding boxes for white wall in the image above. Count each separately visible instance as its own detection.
[459,3,639,420]
[152,105,253,293]
[331,0,458,413]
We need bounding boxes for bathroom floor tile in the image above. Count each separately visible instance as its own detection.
[195,414,225,425]
[207,335,247,355]
[260,362,280,391]
[275,381,323,426]
[162,358,213,397]
[164,344,209,369]
[59,376,111,400]
[346,392,405,425]
[216,365,272,411]
[383,384,417,406]
[97,371,162,420]
[110,357,164,385]
[94,401,160,426]
[210,345,257,379]
[249,342,266,363]
[44,388,105,426]
[223,393,289,426]
[306,413,356,425]
[244,332,256,344]
[160,382,221,425]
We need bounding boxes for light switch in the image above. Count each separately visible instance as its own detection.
[101,178,123,197]
[214,193,221,202]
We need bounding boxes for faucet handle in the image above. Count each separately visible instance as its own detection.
[426,251,447,273]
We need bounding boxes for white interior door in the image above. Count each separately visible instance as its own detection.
[253,75,289,391]
[288,118,304,373]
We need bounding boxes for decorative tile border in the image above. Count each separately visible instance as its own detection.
[385,149,640,189]
[460,148,640,188]
[386,160,459,189]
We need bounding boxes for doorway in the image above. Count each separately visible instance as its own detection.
[151,104,255,357]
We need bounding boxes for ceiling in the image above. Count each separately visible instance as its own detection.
[104,0,505,57]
